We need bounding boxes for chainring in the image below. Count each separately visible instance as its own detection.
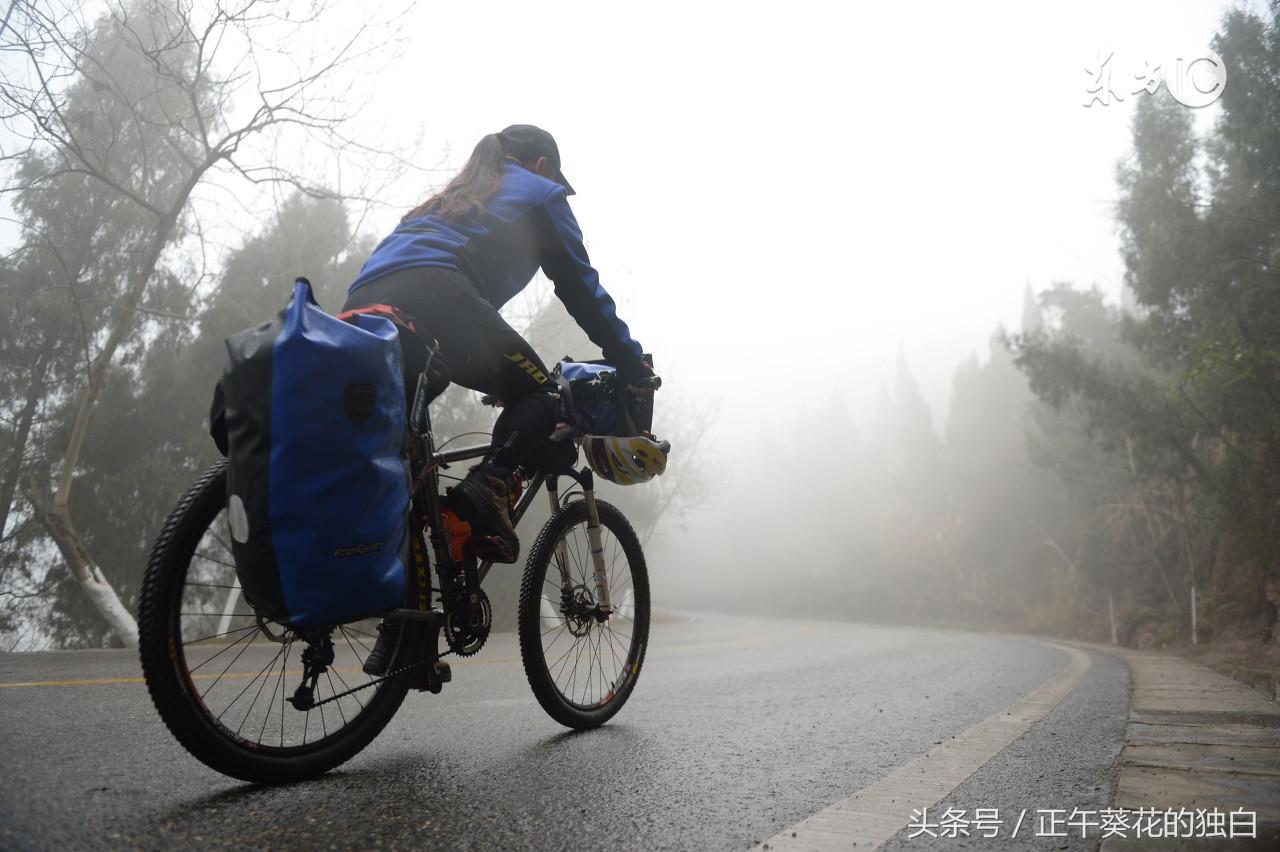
[444,589,491,657]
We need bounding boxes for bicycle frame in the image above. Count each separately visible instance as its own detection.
[385,367,614,630]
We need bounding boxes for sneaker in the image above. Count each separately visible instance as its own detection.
[362,621,400,675]
[445,463,520,563]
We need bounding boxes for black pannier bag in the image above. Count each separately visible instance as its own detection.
[216,278,410,627]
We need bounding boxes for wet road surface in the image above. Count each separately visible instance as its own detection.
[0,612,1129,850]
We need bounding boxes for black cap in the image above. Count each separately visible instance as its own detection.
[496,124,575,195]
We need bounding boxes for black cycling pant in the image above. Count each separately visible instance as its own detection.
[342,266,558,473]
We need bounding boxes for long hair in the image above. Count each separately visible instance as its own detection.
[403,133,507,223]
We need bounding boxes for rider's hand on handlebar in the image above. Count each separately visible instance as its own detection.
[620,361,659,394]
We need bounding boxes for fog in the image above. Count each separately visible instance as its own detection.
[352,0,1223,418]
[3,0,1274,650]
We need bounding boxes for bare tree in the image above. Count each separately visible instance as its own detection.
[1,0,408,646]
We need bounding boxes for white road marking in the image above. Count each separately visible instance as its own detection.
[754,643,1092,852]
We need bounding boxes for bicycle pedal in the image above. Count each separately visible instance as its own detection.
[412,659,452,694]
[434,660,452,683]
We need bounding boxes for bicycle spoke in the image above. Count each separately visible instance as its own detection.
[548,633,580,687]
[593,628,609,702]
[340,625,377,655]
[601,623,626,679]
[226,646,285,732]
[279,642,291,748]
[338,626,375,673]
[259,647,285,744]
[200,626,260,700]
[184,622,258,646]
[325,671,348,725]
[187,624,259,674]
[542,620,574,660]
[193,551,238,571]
[569,630,588,703]
[540,619,569,639]
[329,658,366,711]
[604,622,632,645]
[564,641,579,704]
[547,629,579,674]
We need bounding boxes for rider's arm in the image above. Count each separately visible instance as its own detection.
[533,188,647,378]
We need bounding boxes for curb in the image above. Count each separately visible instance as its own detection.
[1095,646,1280,850]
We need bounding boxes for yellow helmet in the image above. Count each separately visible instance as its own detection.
[582,434,670,485]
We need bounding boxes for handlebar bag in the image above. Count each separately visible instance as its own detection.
[554,358,655,437]
[221,278,409,627]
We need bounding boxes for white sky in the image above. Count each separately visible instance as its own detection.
[334,0,1233,436]
[0,0,1247,642]
[3,0,1238,434]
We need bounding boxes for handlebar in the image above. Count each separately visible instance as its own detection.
[627,375,662,391]
[478,369,660,409]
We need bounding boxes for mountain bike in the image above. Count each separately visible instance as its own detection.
[138,358,662,784]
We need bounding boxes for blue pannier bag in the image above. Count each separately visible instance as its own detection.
[220,278,409,627]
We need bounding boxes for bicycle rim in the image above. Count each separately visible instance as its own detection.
[518,500,649,727]
[139,460,417,781]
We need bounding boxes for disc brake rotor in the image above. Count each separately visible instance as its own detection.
[562,584,596,637]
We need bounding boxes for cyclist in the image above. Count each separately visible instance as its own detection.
[342,125,649,565]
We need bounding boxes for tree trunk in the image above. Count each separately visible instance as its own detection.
[0,347,50,540]
[56,212,180,509]
[22,476,138,647]
[35,205,188,646]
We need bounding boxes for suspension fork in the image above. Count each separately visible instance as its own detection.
[579,471,612,612]
[549,471,611,612]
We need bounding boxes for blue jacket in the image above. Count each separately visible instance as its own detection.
[349,162,644,375]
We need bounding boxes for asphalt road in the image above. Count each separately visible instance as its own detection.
[0,613,1129,851]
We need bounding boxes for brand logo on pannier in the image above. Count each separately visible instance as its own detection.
[333,542,382,558]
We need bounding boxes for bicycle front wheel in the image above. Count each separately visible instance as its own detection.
[517,499,650,729]
[138,459,421,784]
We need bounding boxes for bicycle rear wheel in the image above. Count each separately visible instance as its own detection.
[138,459,422,784]
[517,499,650,729]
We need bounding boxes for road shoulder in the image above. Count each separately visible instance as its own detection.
[1098,645,1280,850]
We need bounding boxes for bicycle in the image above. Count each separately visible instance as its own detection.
[138,354,664,784]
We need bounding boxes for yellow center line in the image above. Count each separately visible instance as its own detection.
[0,637,764,690]
[0,675,148,688]
[0,656,524,689]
